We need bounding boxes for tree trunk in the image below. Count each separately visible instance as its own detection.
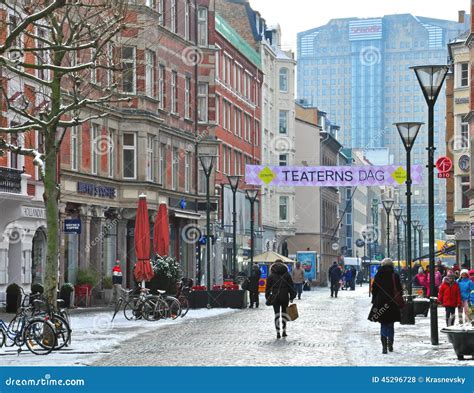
[43,130,59,307]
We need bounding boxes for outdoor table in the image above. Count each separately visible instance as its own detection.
[188,290,247,309]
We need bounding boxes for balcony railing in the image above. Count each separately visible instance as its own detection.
[0,167,23,193]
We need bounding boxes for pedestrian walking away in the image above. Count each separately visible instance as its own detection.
[437,272,461,326]
[265,260,296,339]
[112,259,123,304]
[368,258,404,354]
[248,264,261,308]
[328,261,342,298]
[291,261,305,300]
[457,269,474,323]
[356,269,364,287]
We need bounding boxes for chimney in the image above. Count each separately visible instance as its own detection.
[459,10,465,23]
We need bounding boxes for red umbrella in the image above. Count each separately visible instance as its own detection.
[134,194,154,282]
[153,203,170,256]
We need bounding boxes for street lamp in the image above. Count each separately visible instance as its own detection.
[401,213,408,268]
[382,199,394,258]
[411,65,449,345]
[393,207,402,272]
[199,155,215,297]
[362,230,368,282]
[396,121,423,325]
[417,224,424,260]
[245,188,259,275]
[227,175,242,277]
[412,219,419,262]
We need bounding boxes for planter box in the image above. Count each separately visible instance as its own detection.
[441,327,474,360]
[413,298,430,317]
[188,290,247,309]
[103,289,113,304]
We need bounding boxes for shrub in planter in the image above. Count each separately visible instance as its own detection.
[150,255,182,294]
[103,276,113,290]
[60,283,75,308]
[6,283,22,313]
[76,268,99,287]
[30,283,44,295]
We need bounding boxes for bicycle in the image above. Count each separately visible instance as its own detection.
[111,288,134,322]
[123,287,164,321]
[154,291,181,320]
[176,278,191,318]
[0,302,56,355]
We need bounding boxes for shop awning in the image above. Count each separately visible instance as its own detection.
[253,251,295,264]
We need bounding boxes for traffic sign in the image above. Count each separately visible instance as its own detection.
[435,156,453,173]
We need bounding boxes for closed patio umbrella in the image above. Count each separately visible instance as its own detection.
[153,203,170,256]
[134,194,153,284]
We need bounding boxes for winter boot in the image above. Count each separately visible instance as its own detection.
[282,331,287,338]
[388,339,393,352]
[276,331,281,339]
[381,337,388,354]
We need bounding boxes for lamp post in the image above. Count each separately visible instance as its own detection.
[382,199,394,259]
[396,121,423,325]
[199,155,215,297]
[412,219,420,262]
[411,65,449,345]
[393,207,402,272]
[245,188,259,276]
[417,224,424,259]
[227,175,242,278]
[362,230,368,281]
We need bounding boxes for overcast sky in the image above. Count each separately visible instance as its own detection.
[249,0,470,52]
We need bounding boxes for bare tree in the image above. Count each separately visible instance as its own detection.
[0,0,128,304]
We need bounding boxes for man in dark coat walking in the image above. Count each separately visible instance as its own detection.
[368,258,403,354]
[265,260,296,339]
[328,261,342,298]
[248,264,261,308]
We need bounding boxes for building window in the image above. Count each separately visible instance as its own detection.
[185,152,191,193]
[244,113,251,142]
[460,63,469,87]
[146,135,154,181]
[223,100,231,130]
[279,110,288,134]
[226,147,231,175]
[158,0,164,24]
[146,0,156,8]
[197,7,208,46]
[170,0,177,33]
[145,50,155,97]
[71,126,78,171]
[158,65,165,110]
[461,176,470,209]
[121,46,135,94]
[36,28,50,81]
[279,67,289,92]
[159,143,166,184]
[460,122,469,149]
[215,95,220,125]
[108,129,115,178]
[123,133,136,179]
[234,108,242,137]
[90,48,97,84]
[224,55,231,85]
[279,154,288,166]
[279,196,289,221]
[197,82,208,123]
[91,124,99,175]
[185,77,191,119]
[198,167,206,194]
[215,46,221,80]
[171,71,178,114]
[172,147,179,190]
[184,1,190,40]
[254,120,260,146]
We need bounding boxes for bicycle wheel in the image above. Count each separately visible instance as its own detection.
[23,318,56,355]
[0,329,5,348]
[153,297,170,320]
[50,314,71,350]
[123,298,142,320]
[111,298,123,322]
[179,296,190,317]
[165,297,181,320]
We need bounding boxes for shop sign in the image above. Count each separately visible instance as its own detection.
[436,156,453,179]
[64,219,81,234]
[77,182,116,199]
[21,206,46,219]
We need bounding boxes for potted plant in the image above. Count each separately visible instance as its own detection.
[150,255,182,294]
[30,283,44,295]
[75,268,99,307]
[441,324,474,360]
[6,283,21,313]
[413,296,430,317]
[59,283,75,308]
[102,276,113,304]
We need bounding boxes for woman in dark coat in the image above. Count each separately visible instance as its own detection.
[265,260,296,339]
[368,258,403,354]
[249,264,261,308]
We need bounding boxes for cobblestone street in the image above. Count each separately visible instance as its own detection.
[92,286,467,366]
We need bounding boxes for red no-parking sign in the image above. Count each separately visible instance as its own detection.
[436,156,453,179]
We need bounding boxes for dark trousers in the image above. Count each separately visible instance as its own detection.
[273,301,289,332]
[294,283,303,299]
[380,322,395,340]
[330,280,339,297]
[445,306,456,326]
[249,290,259,307]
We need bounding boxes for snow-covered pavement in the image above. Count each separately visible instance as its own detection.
[2,286,471,366]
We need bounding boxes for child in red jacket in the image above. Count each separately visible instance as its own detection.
[437,272,461,326]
